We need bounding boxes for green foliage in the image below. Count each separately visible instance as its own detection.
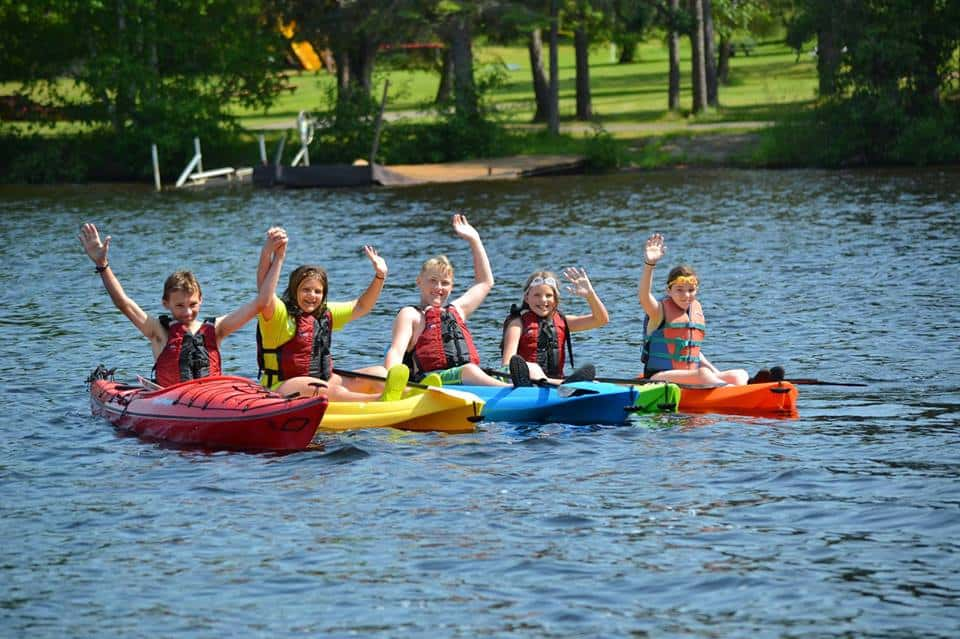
[889,108,960,166]
[582,125,625,172]
[757,97,960,167]
[307,86,383,163]
[0,0,286,180]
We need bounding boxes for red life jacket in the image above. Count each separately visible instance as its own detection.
[515,309,572,379]
[154,316,221,387]
[257,304,333,387]
[405,305,480,377]
[642,298,706,373]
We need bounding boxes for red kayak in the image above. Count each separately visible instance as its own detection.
[89,372,328,451]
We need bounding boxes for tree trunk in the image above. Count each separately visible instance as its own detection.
[435,46,454,104]
[816,6,841,98]
[574,27,592,121]
[717,36,732,85]
[528,28,550,123]
[668,0,681,111]
[356,38,377,94]
[448,14,478,120]
[335,37,377,101]
[615,35,638,63]
[689,0,707,113]
[703,0,718,107]
[548,0,560,134]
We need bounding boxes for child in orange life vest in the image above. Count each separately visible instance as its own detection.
[384,214,524,387]
[638,232,749,386]
[78,222,283,387]
[255,226,408,402]
[500,267,608,383]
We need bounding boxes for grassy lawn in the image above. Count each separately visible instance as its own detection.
[235,37,818,137]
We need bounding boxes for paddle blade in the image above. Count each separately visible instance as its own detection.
[786,378,868,387]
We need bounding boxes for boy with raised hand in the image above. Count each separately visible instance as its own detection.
[79,222,284,386]
[385,213,530,387]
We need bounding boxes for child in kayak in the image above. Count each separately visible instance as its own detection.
[500,267,607,383]
[78,222,283,387]
[638,232,749,386]
[255,226,409,402]
[384,214,532,387]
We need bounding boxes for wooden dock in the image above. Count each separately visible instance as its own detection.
[383,155,585,184]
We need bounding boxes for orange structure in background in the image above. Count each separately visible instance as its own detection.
[280,21,322,72]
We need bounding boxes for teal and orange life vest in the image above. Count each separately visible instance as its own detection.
[256,304,333,387]
[642,298,705,374]
[405,305,480,377]
[154,315,221,387]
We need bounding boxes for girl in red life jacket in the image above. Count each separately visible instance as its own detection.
[500,267,608,383]
[78,222,283,387]
[638,232,749,386]
[254,227,409,402]
[383,214,529,387]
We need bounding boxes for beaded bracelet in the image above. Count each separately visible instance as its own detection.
[95,263,110,273]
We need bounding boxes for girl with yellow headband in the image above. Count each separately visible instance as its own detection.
[638,232,749,386]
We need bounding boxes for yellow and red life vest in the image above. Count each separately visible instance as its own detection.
[256,305,333,387]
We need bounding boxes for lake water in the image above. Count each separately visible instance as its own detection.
[1,169,959,637]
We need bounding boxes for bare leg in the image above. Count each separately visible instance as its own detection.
[336,366,388,394]
[276,376,382,401]
[460,363,511,386]
[651,368,733,386]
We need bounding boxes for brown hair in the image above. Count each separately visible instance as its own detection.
[162,271,201,301]
[282,264,328,318]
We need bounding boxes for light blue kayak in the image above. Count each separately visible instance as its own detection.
[451,381,641,425]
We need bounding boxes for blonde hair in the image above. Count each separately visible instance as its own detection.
[420,255,454,278]
[162,271,201,301]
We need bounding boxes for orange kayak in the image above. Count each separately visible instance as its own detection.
[678,381,799,417]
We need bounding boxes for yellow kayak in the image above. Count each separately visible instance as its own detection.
[318,387,484,434]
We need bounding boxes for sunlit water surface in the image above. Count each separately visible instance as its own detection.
[1,169,959,637]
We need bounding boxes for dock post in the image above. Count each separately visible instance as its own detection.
[194,137,203,174]
[151,144,161,192]
[258,134,267,165]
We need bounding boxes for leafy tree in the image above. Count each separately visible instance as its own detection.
[0,0,287,150]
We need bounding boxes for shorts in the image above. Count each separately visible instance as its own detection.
[418,365,467,386]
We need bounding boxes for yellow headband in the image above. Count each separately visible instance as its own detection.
[668,275,698,288]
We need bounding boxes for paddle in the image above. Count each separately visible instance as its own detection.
[780,378,868,387]
[480,367,598,397]
[333,367,432,390]
[595,374,867,388]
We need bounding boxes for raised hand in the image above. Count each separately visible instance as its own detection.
[451,213,480,243]
[79,222,110,267]
[266,226,287,258]
[644,233,665,265]
[362,245,387,279]
[563,267,595,299]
